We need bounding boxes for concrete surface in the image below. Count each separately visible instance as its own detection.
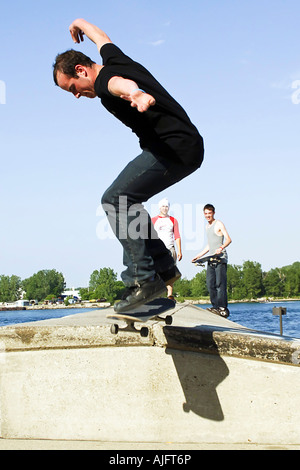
[0,302,299,449]
[0,438,299,450]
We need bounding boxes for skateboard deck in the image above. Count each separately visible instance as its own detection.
[107,297,176,337]
[193,253,223,267]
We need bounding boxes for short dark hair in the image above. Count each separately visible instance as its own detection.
[53,49,96,85]
[203,204,215,212]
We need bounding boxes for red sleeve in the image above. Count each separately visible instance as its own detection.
[170,217,180,240]
[151,215,159,226]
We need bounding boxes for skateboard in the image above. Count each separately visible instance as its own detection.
[107,297,176,337]
[193,253,223,267]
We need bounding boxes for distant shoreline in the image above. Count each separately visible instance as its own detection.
[0,302,110,312]
[183,297,300,305]
[0,298,298,312]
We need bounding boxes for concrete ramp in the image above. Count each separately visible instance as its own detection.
[0,303,299,446]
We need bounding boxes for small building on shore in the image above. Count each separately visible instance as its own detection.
[61,288,81,301]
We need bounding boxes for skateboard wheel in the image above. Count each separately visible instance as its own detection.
[110,324,119,335]
[165,315,173,325]
[140,327,149,337]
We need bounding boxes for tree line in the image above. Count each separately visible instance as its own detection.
[0,261,299,304]
[0,270,65,303]
[176,261,300,301]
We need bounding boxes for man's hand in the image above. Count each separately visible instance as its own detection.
[69,20,85,43]
[108,77,156,112]
[121,90,156,113]
[69,19,112,52]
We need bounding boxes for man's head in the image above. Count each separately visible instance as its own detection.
[159,198,170,217]
[53,50,98,98]
[203,203,215,223]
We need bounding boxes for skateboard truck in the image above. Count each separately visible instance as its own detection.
[109,313,173,337]
[107,298,175,337]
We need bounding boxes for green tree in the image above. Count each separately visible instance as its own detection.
[173,277,192,298]
[282,262,300,297]
[263,268,284,297]
[78,287,90,300]
[242,261,264,299]
[89,267,121,302]
[227,264,246,300]
[23,269,65,301]
[0,275,22,302]
[190,271,208,297]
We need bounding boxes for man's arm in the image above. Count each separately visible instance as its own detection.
[192,244,209,262]
[173,217,182,261]
[215,221,232,254]
[175,237,182,261]
[69,18,112,52]
[108,76,156,113]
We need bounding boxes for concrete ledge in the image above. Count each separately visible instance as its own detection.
[156,325,300,366]
[0,324,153,351]
[0,304,299,445]
[1,303,299,366]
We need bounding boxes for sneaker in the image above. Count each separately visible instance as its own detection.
[207,307,230,318]
[114,274,167,313]
[159,266,181,285]
[218,307,230,318]
[206,307,220,315]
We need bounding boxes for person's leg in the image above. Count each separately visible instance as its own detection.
[206,263,218,308]
[166,247,177,299]
[102,150,199,285]
[214,262,229,317]
[215,262,228,308]
[101,150,199,310]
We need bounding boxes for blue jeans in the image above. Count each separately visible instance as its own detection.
[206,261,228,308]
[101,149,202,286]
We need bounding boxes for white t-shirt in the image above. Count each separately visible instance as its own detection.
[151,215,180,249]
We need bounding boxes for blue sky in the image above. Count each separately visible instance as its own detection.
[0,0,299,287]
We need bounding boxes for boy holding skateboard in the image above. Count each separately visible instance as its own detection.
[53,18,204,312]
[192,204,232,317]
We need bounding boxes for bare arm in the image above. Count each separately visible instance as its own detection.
[69,18,112,52]
[108,76,156,113]
[175,238,182,261]
[215,221,232,254]
[191,244,209,263]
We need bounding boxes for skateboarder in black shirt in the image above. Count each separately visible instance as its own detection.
[53,18,204,312]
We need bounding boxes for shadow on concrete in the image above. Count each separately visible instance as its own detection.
[164,328,229,421]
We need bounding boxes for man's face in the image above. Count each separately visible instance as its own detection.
[56,66,97,99]
[160,205,169,217]
[204,209,215,223]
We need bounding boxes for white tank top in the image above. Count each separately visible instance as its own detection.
[206,220,227,261]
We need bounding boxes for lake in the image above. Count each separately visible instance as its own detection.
[197,300,300,339]
[0,301,299,339]
[0,307,92,327]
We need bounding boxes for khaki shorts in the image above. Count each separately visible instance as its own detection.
[169,246,177,263]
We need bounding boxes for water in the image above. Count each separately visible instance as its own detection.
[0,302,299,339]
[0,308,93,327]
[197,300,300,339]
